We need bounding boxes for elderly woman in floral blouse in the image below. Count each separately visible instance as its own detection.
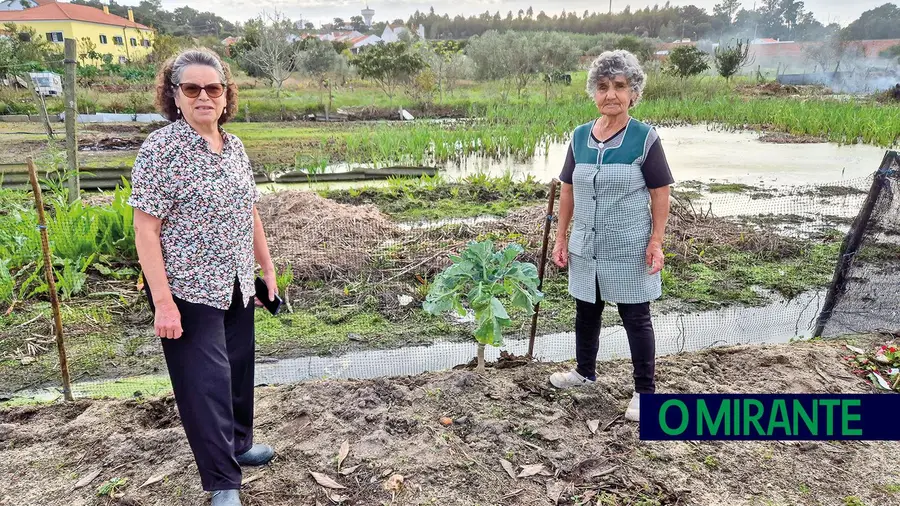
[128,48,276,506]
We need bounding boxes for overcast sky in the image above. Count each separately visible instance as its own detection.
[144,1,886,27]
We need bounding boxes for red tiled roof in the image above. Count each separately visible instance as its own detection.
[0,1,151,30]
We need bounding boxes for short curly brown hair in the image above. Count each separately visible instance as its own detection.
[155,48,238,125]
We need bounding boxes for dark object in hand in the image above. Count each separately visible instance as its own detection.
[254,276,282,316]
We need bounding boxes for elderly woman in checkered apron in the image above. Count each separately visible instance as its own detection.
[549,50,673,423]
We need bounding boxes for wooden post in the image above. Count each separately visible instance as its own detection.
[814,151,899,337]
[64,38,79,204]
[24,73,54,140]
[26,157,74,402]
[527,178,559,359]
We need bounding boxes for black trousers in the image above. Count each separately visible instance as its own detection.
[145,278,255,491]
[575,282,656,394]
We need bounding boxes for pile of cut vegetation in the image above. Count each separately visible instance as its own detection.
[257,191,400,280]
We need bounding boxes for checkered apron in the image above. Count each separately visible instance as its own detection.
[567,118,662,304]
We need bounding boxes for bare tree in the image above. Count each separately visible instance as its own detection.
[297,38,345,118]
[804,33,849,74]
[243,10,299,98]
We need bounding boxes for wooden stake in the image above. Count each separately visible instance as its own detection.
[26,157,74,401]
[527,178,559,359]
[23,73,54,140]
[64,39,80,204]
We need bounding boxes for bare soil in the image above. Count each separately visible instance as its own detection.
[1,338,898,506]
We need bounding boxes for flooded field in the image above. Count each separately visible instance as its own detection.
[437,125,889,185]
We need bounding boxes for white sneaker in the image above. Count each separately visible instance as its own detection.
[625,392,640,422]
[549,369,595,389]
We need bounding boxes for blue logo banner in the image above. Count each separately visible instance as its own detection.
[639,394,900,440]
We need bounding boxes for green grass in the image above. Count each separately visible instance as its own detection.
[662,242,840,308]
[707,183,759,193]
[636,97,900,147]
[321,173,548,221]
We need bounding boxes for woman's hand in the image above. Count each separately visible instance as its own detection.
[646,240,664,275]
[154,300,183,339]
[552,239,569,268]
[262,267,279,302]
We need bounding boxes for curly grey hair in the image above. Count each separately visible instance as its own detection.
[585,50,646,107]
[170,49,227,85]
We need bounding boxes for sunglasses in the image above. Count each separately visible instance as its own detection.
[175,82,226,99]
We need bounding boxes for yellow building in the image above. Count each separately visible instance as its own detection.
[0,0,155,63]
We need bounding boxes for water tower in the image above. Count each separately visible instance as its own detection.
[361,3,375,27]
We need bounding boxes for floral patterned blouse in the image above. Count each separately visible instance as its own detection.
[127,119,259,311]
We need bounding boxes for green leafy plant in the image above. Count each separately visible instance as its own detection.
[0,258,14,305]
[275,263,294,312]
[666,46,710,78]
[423,240,544,372]
[97,477,127,497]
[54,254,94,300]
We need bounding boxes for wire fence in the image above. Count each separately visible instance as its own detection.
[1,152,899,401]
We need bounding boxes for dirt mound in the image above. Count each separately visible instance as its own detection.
[79,137,143,152]
[738,82,831,97]
[257,191,401,280]
[666,199,805,265]
[759,132,826,144]
[336,104,467,121]
[1,338,897,506]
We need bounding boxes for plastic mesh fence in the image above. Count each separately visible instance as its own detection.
[1,155,897,401]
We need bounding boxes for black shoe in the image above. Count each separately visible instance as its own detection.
[236,444,275,466]
[211,489,241,506]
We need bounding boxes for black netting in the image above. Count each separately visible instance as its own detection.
[817,151,900,337]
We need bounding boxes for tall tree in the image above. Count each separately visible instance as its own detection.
[351,42,426,105]
[843,3,900,40]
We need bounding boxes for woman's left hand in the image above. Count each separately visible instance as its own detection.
[646,240,664,275]
[263,268,279,301]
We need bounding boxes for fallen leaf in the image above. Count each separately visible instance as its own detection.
[846,344,865,354]
[310,471,346,490]
[587,419,600,434]
[499,458,516,479]
[74,469,101,489]
[337,440,350,471]
[517,464,546,478]
[501,488,525,500]
[140,473,166,488]
[546,480,567,504]
[587,465,619,479]
[328,492,349,504]
[241,475,262,486]
[602,415,623,432]
[383,474,404,492]
[380,468,394,478]
[339,464,361,476]
[870,372,892,390]
[576,490,598,506]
